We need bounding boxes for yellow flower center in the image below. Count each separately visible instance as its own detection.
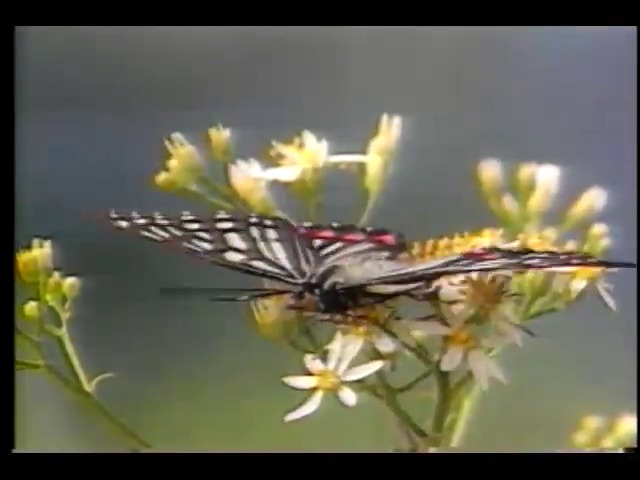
[348,325,371,338]
[446,328,476,349]
[464,276,507,314]
[316,370,341,392]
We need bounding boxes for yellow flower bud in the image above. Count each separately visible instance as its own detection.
[579,414,607,433]
[582,222,612,256]
[154,170,179,191]
[46,271,64,296]
[476,158,504,197]
[366,113,403,162]
[500,193,520,223]
[571,430,596,449]
[249,294,297,341]
[598,434,618,449]
[526,163,562,216]
[160,133,204,190]
[62,276,81,299]
[35,239,53,273]
[226,160,276,215]
[563,239,579,251]
[207,124,232,161]
[515,162,538,200]
[586,222,610,241]
[563,186,608,229]
[611,413,637,442]
[23,300,41,321]
[16,238,54,283]
[16,250,40,283]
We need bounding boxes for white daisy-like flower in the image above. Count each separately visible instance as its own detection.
[410,312,508,391]
[431,273,528,347]
[340,325,397,357]
[281,331,386,423]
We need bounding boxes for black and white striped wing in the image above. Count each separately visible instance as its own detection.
[108,210,320,286]
[296,221,407,264]
[342,246,637,290]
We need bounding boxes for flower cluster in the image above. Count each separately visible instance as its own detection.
[569,413,637,451]
[15,239,150,449]
[16,114,634,452]
[151,113,402,222]
[15,238,113,392]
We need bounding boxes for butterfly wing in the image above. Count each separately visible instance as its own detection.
[296,221,407,264]
[108,210,320,287]
[344,246,636,291]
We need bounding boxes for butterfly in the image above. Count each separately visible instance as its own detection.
[107,210,637,316]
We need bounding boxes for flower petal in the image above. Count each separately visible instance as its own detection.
[486,356,508,385]
[596,281,617,311]
[326,154,370,164]
[325,331,344,371]
[341,360,386,382]
[440,345,464,372]
[337,386,358,407]
[262,165,304,183]
[493,317,524,347]
[467,350,490,390]
[373,334,397,354]
[442,303,474,327]
[303,354,326,375]
[282,375,319,390]
[335,335,365,375]
[411,320,452,337]
[467,349,507,390]
[283,390,325,423]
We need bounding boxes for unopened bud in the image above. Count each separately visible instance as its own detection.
[46,271,64,296]
[23,300,41,321]
[477,158,504,197]
[62,276,81,299]
[563,186,608,229]
[515,162,538,200]
[208,124,232,161]
[526,164,562,216]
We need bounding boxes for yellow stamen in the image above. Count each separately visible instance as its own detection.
[316,370,341,391]
[446,328,476,349]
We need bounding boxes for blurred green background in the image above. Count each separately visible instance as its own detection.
[15,26,637,452]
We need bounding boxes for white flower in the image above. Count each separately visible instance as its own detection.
[281,331,386,422]
[409,313,508,391]
[431,273,528,347]
[339,323,397,356]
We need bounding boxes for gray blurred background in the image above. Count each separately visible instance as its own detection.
[15,26,637,452]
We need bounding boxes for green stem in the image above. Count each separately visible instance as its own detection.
[373,373,431,448]
[357,192,377,227]
[17,319,151,449]
[378,324,433,366]
[431,370,452,446]
[48,324,92,392]
[395,367,435,394]
[449,382,482,448]
[42,364,151,449]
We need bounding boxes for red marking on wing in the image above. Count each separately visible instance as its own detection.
[369,233,398,246]
[461,248,499,260]
[296,226,403,246]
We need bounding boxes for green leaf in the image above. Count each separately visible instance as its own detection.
[16,359,44,371]
[89,372,116,393]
